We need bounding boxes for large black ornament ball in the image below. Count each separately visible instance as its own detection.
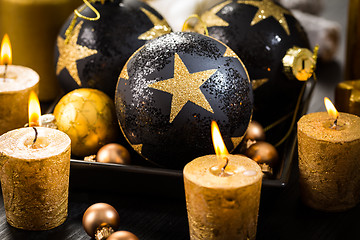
[115,32,253,169]
[196,0,311,128]
[55,0,171,98]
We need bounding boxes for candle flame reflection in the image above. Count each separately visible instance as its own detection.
[324,97,339,120]
[28,91,41,127]
[1,34,12,65]
[211,121,229,167]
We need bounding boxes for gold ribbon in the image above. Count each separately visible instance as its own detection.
[265,45,319,147]
[65,0,102,44]
[182,14,209,36]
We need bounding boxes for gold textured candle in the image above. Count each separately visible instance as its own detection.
[345,0,360,80]
[0,127,71,230]
[0,0,83,101]
[298,108,360,211]
[0,65,39,135]
[0,34,39,134]
[183,121,263,240]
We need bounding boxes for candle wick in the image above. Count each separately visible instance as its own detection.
[32,127,38,146]
[2,63,7,81]
[221,157,229,173]
[331,118,338,130]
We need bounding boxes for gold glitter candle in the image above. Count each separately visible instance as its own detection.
[345,0,360,80]
[335,80,360,116]
[184,155,263,240]
[0,0,82,101]
[0,65,39,135]
[0,127,71,230]
[298,111,360,211]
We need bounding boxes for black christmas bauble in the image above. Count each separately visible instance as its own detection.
[55,0,171,98]
[115,32,253,169]
[196,0,311,128]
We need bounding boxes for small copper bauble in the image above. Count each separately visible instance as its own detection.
[245,141,279,167]
[245,121,265,141]
[107,231,139,240]
[97,143,131,165]
[82,203,120,240]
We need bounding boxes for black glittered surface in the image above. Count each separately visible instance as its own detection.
[55,0,169,98]
[115,32,253,169]
[200,1,310,129]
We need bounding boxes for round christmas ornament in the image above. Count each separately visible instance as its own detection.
[245,141,279,175]
[55,0,171,98]
[54,88,119,157]
[115,31,253,169]
[195,0,315,129]
[82,203,120,240]
[97,143,131,165]
[107,231,139,240]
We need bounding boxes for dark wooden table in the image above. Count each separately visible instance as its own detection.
[1,0,357,239]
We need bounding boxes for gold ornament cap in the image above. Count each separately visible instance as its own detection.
[282,46,317,81]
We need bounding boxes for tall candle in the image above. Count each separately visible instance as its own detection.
[0,0,83,101]
[0,65,39,134]
[183,122,262,240]
[0,34,39,135]
[298,98,360,211]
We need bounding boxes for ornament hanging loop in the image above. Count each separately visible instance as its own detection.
[182,14,209,36]
[65,0,101,44]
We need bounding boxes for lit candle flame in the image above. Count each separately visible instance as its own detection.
[211,121,229,167]
[1,34,12,65]
[28,91,41,127]
[324,97,339,120]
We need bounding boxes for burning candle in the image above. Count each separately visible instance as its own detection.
[183,121,263,240]
[0,0,83,101]
[0,34,39,135]
[298,97,360,211]
[0,92,71,230]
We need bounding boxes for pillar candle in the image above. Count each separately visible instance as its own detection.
[0,65,39,135]
[298,112,360,211]
[345,0,360,80]
[0,0,83,101]
[0,127,71,230]
[335,80,360,116]
[184,154,262,240]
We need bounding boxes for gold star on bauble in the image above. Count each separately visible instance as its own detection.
[148,53,217,123]
[200,0,231,28]
[56,21,98,86]
[120,62,129,80]
[252,78,269,90]
[231,136,244,148]
[238,0,291,35]
[132,144,143,154]
[223,46,238,58]
[138,8,171,40]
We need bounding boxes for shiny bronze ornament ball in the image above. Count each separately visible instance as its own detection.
[115,31,253,169]
[55,0,171,98]
[245,121,266,142]
[245,141,279,168]
[97,143,131,165]
[107,231,139,240]
[82,203,120,240]
[54,88,119,157]
[195,0,312,128]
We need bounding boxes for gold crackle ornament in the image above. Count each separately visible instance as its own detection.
[54,88,118,157]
